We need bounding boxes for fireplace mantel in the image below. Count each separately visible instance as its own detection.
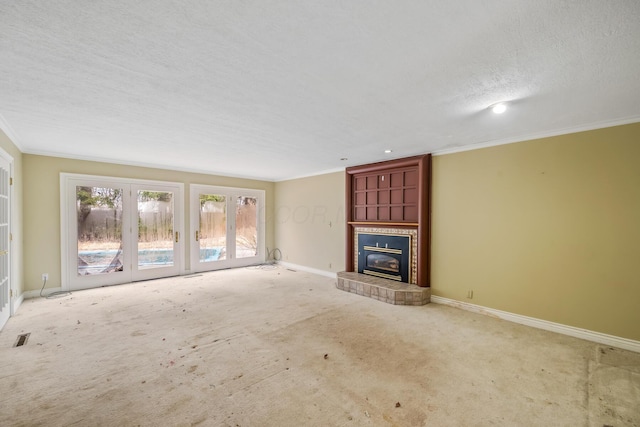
[345,154,431,287]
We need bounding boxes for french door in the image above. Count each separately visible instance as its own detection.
[62,174,184,291]
[190,184,265,272]
[0,155,10,330]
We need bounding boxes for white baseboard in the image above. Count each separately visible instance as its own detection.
[12,293,24,314]
[23,287,64,299]
[430,296,640,353]
[277,261,337,279]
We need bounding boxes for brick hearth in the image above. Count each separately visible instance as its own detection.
[336,271,430,306]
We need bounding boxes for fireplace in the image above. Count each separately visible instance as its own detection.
[345,154,431,287]
[339,154,431,304]
[339,226,428,305]
[354,227,418,285]
[357,233,410,282]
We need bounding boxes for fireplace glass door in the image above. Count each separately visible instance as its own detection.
[357,233,410,282]
[366,253,400,274]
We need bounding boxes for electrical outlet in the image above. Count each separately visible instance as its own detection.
[42,273,48,281]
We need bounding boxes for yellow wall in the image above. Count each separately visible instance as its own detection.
[431,122,640,341]
[0,129,23,297]
[8,122,640,342]
[22,154,274,291]
[274,171,345,273]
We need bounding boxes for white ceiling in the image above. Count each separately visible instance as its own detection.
[1,1,640,181]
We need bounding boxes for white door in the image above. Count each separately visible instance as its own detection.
[0,155,10,330]
[131,184,182,282]
[62,175,183,291]
[190,185,265,272]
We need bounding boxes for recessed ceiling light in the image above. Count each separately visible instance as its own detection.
[384,149,392,154]
[491,103,507,114]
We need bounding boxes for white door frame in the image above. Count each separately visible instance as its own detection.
[130,182,184,282]
[60,173,185,291]
[190,184,265,272]
[0,149,12,330]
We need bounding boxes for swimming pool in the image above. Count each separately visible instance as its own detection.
[78,247,222,274]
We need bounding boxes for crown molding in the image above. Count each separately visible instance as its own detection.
[0,113,24,151]
[433,116,640,156]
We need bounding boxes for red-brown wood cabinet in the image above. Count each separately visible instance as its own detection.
[345,154,431,287]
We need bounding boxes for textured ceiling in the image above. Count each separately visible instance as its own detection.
[1,1,640,181]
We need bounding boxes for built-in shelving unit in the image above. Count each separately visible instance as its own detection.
[345,154,431,287]
[352,165,419,222]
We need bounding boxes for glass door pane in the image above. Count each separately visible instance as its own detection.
[236,196,257,259]
[190,184,264,273]
[65,175,183,291]
[0,156,10,330]
[199,194,226,263]
[76,186,124,276]
[137,190,174,270]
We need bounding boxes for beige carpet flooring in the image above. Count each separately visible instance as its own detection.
[1,266,639,426]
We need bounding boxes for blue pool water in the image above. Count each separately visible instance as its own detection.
[198,248,222,262]
[78,247,222,273]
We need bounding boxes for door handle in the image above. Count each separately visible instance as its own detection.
[175,231,179,243]
[195,230,199,242]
